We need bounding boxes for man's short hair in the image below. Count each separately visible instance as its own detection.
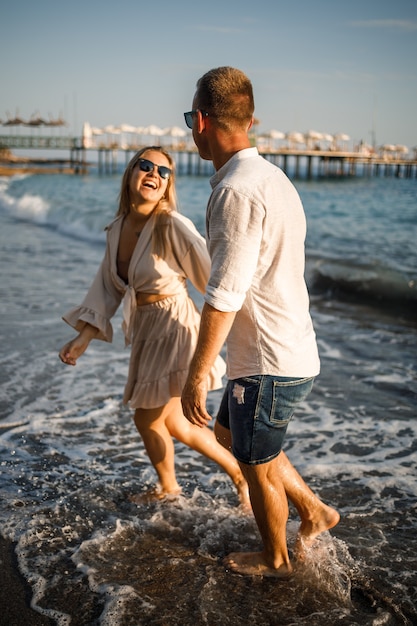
[196,66,254,131]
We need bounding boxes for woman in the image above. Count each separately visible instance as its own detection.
[59,146,249,506]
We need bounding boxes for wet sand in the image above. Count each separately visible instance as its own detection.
[0,536,54,625]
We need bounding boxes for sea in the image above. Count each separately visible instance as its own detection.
[0,160,416,626]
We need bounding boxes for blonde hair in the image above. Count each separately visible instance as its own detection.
[196,66,254,131]
[116,146,177,257]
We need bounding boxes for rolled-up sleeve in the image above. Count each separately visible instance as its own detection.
[205,187,264,312]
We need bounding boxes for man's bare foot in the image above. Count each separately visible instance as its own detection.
[129,484,182,504]
[224,551,293,578]
[294,504,340,559]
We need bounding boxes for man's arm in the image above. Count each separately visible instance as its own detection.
[181,303,236,427]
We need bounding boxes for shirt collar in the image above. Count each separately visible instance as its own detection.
[210,147,259,189]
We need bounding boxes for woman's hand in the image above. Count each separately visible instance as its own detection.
[59,325,98,366]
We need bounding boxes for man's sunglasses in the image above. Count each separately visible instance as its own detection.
[184,109,209,129]
[138,158,172,180]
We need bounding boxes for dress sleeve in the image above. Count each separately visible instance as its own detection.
[180,236,211,294]
[62,246,124,343]
[168,213,211,294]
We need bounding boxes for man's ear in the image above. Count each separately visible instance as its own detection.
[197,109,208,134]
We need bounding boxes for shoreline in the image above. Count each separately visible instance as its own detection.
[0,536,54,625]
[0,165,77,176]
[0,153,84,176]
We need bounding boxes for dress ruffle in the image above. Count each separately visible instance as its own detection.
[62,306,113,342]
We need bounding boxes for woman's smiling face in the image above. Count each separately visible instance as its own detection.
[129,149,171,208]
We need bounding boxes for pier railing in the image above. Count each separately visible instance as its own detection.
[1,134,416,179]
[0,135,77,150]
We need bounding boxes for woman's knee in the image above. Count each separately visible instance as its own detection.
[133,406,165,434]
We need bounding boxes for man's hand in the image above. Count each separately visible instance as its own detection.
[181,377,211,428]
[181,303,236,427]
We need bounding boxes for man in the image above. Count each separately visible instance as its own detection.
[181,67,339,578]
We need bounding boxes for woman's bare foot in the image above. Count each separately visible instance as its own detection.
[235,478,251,511]
[294,504,340,559]
[224,551,293,578]
[129,484,182,504]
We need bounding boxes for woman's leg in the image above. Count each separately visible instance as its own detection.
[214,420,233,450]
[165,398,250,507]
[133,401,181,496]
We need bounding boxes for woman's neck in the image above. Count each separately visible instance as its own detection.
[128,205,154,225]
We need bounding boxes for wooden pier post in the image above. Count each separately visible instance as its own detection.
[282,154,288,176]
[307,155,313,180]
[112,149,118,174]
[294,155,300,179]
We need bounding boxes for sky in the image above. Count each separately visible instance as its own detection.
[1,0,417,149]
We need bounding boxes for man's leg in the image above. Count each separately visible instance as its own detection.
[216,422,339,556]
[275,451,340,551]
[224,455,293,578]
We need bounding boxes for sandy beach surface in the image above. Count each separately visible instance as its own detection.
[0,536,54,625]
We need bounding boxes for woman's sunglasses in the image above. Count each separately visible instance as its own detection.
[138,158,172,180]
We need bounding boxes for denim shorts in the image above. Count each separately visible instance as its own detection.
[216,375,315,465]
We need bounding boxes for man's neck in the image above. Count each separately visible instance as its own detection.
[211,135,252,170]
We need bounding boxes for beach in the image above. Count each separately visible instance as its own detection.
[0,536,55,625]
[0,168,416,625]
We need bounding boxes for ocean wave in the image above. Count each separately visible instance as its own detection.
[0,176,106,244]
[0,177,50,223]
[308,258,417,315]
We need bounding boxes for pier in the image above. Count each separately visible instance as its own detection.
[1,133,417,180]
